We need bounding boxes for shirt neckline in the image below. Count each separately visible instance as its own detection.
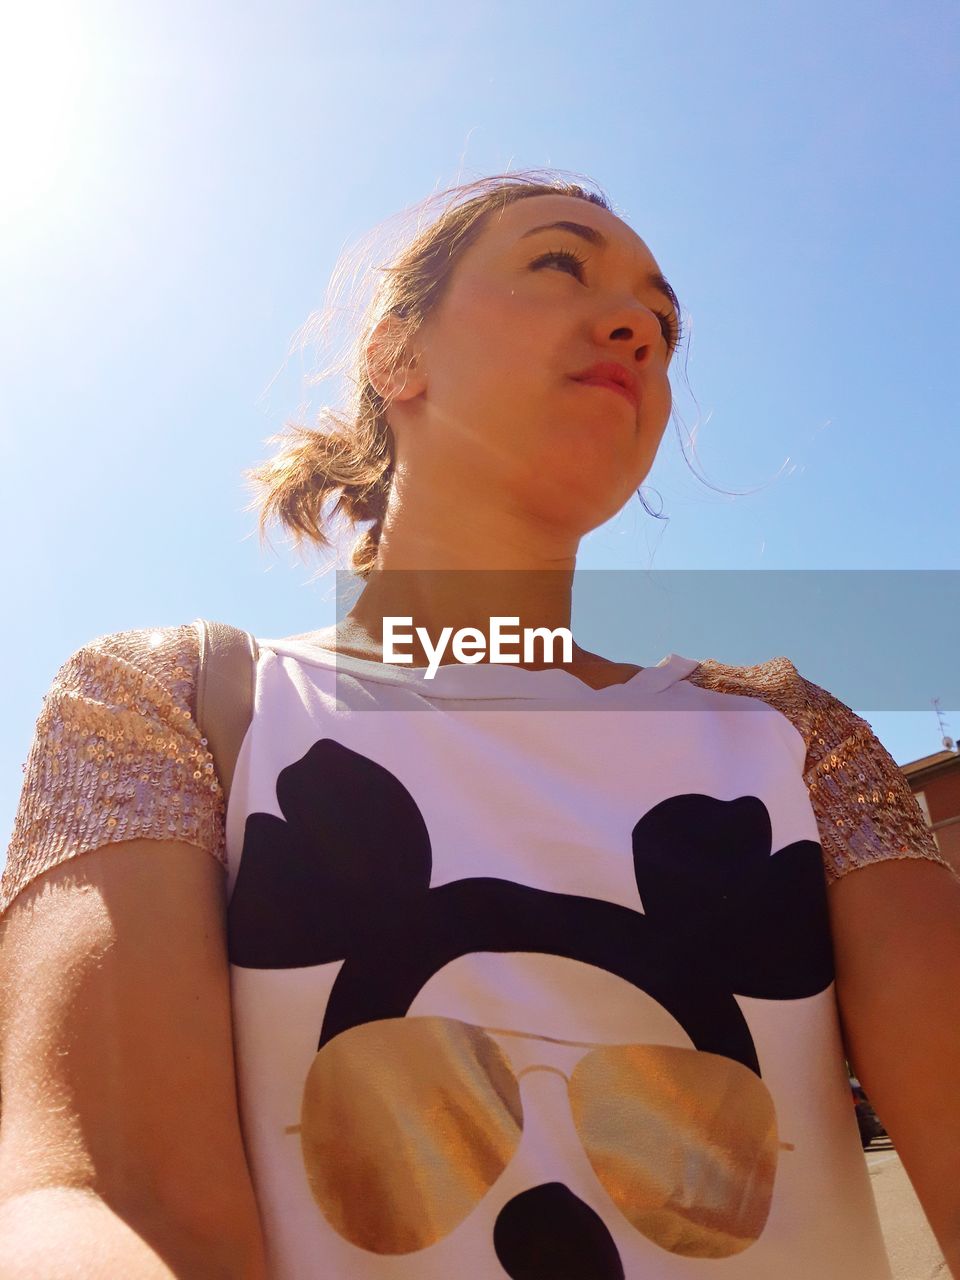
[257,636,701,701]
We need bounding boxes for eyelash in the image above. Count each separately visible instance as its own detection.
[530,247,684,353]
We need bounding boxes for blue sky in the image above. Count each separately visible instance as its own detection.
[2,0,958,859]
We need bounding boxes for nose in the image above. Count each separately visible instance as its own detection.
[594,298,664,365]
[493,1181,624,1279]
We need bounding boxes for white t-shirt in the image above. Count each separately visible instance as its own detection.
[225,634,898,1280]
[4,623,949,1279]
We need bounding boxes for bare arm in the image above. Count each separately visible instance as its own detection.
[0,839,268,1279]
[828,857,960,1276]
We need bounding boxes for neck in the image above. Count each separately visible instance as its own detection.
[345,564,585,666]
[338,468,594,666]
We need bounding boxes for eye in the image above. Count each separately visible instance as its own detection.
[529,247,589,280]
[658,309,684,354]
[531,247,683,354]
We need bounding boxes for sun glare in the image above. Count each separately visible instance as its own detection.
[0,5,98,237]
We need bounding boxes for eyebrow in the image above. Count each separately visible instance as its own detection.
[518,220,681,320]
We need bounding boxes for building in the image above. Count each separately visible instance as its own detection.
[901,746,960,876]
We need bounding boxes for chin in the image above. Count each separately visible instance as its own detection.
[518,473,634,533]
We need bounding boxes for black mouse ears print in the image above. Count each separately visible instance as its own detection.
[228,739,433,969]
[631,794,834,1001]
[228,738,834,1003]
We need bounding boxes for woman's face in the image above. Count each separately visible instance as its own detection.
[390,193,681,539]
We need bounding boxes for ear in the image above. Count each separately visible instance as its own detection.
[364,311,427,404]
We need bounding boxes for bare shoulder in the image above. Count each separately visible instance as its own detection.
[279,621,385,663]
[282,623,340,652]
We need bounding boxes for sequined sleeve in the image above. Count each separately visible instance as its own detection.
[0,623,226,919]
[687,656,952,884]
[795,671,950,883]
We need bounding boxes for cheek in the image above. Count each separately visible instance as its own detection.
[435,284,562,392]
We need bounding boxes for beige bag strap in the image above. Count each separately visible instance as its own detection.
[193,618,259,811]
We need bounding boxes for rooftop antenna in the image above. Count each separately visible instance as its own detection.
[932,697,957,752]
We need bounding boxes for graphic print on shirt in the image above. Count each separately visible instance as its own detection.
[227,738,835,1278]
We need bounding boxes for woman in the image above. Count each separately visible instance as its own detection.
[1,172,957,1279]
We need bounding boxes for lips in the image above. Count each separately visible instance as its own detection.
[570,362,638,408]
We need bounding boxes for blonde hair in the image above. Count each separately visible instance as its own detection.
[244,169,618,579]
